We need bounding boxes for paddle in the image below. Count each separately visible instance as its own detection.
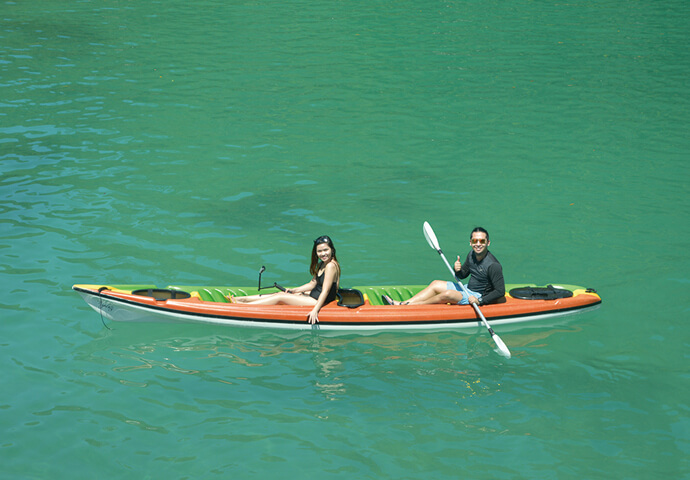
[422,221,511,359]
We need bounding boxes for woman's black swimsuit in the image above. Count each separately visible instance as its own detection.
[309,271,338,303]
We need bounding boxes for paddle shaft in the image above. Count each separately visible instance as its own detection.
[436,248,499,336]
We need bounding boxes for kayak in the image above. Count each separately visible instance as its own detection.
[73,283,601,332]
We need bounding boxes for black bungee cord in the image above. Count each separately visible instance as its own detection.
[97,286,112,330]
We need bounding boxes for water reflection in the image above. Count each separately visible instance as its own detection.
[72,321,578,406]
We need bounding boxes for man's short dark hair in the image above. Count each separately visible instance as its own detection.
[470,227,489,242]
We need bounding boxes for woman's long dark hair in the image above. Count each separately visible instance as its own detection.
[310,235,338,277]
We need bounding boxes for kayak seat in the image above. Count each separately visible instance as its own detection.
[353,286,423,306]
[336,288,365,308]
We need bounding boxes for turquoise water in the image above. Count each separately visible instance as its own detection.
[2,0,688,478]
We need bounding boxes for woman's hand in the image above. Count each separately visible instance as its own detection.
[307,307,319,325]
[291,279,317,296]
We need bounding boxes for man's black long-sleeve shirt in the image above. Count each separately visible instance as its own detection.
[455,250,505,305]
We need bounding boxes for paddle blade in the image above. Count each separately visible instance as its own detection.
[423,221,441,251]
[492,334,512,359]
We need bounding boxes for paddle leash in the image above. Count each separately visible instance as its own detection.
[422,221,511,359]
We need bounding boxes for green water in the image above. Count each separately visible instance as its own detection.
[2,0,688,478]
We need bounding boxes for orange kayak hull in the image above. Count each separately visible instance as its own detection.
[73,284,601,332]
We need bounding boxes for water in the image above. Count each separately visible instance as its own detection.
[2,0,688,478]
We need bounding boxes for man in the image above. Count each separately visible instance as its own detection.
[384,227,505,306]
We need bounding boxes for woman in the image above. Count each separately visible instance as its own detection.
[233,235,340,324]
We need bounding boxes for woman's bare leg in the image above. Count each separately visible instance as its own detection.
[238,292,317,306]
[234,292,277,303]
